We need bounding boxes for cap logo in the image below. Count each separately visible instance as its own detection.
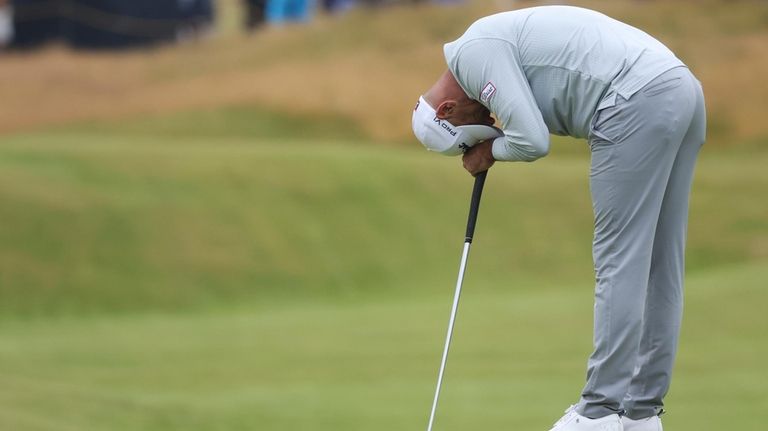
[433,116,457,136]
[480,81,496,103]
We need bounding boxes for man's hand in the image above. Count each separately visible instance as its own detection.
[462,139,495,176]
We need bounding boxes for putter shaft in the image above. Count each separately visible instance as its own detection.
[426,241,472,431]
[426,171,487,431]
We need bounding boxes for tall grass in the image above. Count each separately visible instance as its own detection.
[1,0,767,144]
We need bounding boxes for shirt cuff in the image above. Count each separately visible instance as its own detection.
[491,136,511,161]
[490,135,550,162]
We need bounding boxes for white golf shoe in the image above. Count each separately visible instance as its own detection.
[621,415,662,431]
[548,405,622,431]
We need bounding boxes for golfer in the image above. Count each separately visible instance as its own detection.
[412,6,706,431]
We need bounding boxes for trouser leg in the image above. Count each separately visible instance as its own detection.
[578,67,699,418]
[623,76,706,420]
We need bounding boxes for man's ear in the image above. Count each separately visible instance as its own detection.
[435,100,457,119]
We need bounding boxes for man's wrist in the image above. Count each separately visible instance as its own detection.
[482,139,496,163]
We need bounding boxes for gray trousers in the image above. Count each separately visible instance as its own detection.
[577,67,706,419]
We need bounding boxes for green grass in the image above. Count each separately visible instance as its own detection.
[0,263,765,430]
[0,106,766,429]
[1,127,766,316]
[1,1,766,428]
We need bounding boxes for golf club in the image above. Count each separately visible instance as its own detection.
[426,170,488,431]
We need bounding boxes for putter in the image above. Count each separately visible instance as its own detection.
[426,170,488,431]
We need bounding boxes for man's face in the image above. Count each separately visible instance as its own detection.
[440,98,495,127]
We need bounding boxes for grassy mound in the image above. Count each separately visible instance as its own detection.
[1,118,766,317]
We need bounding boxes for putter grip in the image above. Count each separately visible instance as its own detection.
[464,170,487,243]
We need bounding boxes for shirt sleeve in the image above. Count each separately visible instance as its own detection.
[446,38,550,162]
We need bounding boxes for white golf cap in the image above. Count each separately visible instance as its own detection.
[412,96,504,156]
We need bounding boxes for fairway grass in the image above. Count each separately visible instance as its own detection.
[0,263,765,431]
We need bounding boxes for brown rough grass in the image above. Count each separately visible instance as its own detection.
[0,0,766,144]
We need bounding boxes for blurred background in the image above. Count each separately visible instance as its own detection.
[0,0,766,430]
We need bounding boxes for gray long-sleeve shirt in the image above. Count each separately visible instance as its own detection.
[444,6,685,162]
